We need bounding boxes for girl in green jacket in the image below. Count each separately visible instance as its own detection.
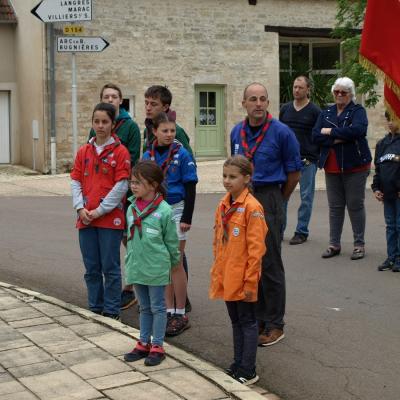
[123,161,180,366]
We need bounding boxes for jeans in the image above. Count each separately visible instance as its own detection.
[253,185,285,330]
[325,170,369,247]
[383,198,400,261]
[282,161,317,236]
[225,301,258,374]
[134,284,166,346]
[79,227,123,315]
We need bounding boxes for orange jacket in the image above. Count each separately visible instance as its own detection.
[209,188,267,302]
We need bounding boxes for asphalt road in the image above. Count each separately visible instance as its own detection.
[0,192,399,400]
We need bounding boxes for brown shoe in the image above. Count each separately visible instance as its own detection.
[258,329,285,347]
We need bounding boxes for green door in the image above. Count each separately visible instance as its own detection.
[195,85,225,157]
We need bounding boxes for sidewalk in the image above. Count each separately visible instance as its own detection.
[0,283,280,400]
[0,161,341,197]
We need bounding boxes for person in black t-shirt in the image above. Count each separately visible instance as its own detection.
[279,76,321,244]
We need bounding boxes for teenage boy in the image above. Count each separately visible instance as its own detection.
[372,112,400,272]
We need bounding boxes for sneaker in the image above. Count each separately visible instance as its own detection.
[165,314,190,337]
[392,263,400,272]
[233,368,259,385]
[225,362,238,377]
[121,289,138,310]
[351,247,365,260]
[258,328,285,347]
[144,344,166,366]
[102,313,120,321]
[124,341,150,362]
[289,233,307,245]
[377,258,394,271]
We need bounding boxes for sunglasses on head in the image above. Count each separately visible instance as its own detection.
[333,90,349,96]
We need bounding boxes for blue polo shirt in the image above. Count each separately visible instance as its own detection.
[230,118,301,186]
[143,144,198,205]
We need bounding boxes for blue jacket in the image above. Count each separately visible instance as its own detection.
[230,118,301,186]
[143,142,198,205]
[312,101,372,170]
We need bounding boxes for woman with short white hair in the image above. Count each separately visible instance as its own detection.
[312,77,372,260]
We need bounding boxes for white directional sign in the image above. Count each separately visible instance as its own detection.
[57,36,109,52]
[31,0,92,23]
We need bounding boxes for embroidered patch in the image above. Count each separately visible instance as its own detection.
[152,212,161,219]
[188,161,195,166]
[113,218,122,226]
[111,160,117,167]
[237,207,245,213]
[251,211,264,218]
[174,154,179,158]
[146,227,159,235]
[233,227,240,237]
[234,143,239,154]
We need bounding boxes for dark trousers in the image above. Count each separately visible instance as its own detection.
[225,301,258,374]
[253,185,286,330]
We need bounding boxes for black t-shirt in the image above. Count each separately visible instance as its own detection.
[279,101,321,162]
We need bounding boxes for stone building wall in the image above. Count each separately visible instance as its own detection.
[51,0,383,170]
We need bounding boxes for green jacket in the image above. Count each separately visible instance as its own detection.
[124,197,180,286]
[143,123,193,155]
[89,108,141,165]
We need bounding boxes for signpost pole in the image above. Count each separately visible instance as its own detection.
[71,51,78,157]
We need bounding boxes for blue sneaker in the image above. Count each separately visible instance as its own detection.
[377,258,394,271]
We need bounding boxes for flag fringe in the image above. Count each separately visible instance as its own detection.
[359,55,400,99]
[384,99,400,126]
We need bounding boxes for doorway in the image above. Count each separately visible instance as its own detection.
[0,91,10,163]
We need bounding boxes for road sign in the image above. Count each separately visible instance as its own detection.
[31,0,92,23]
[63,25,84,35]
[57,36,109,52]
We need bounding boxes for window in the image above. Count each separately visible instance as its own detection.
[121,95,135,118]
[279,38,341,107]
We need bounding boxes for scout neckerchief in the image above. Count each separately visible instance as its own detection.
[220,197,240,243]
[90,135,119,174]
[113,119,125,134]
[150,140,181,176]
[128,194,164,241]
[240,114,272,162]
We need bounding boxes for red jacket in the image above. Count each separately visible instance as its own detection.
[70,135,131,229]
[209,188,267,302]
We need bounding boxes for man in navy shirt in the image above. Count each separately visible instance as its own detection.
[280,76,321,245]
[231,82,301,346]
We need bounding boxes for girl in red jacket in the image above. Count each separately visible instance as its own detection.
[210,155,267,385]
[71,102,131,320]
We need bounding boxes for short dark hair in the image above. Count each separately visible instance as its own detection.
[100,83,122,100]
[92,102,117,122]
[145,85,172,106]
[153,112,176,130]
[294,75,311,88]
[132,160,167,197]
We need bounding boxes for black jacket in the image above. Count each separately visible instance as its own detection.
[371,133,400,200]
[312,101,372,170]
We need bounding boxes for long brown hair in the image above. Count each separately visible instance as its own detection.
[224,155,253,190]
[132,160,167,197]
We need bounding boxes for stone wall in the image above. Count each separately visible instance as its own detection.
[51,0,383,171]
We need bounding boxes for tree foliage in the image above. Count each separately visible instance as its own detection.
[332,0,379,108]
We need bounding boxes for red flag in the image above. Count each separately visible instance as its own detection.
[360,0,400,121]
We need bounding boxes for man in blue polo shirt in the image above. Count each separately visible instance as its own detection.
[231,82,301,346]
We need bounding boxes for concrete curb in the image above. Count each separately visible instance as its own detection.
[0,281,280,400]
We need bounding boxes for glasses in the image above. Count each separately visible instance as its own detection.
[333,90,349,96]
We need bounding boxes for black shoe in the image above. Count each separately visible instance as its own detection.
[233,368,259,385]
[392,263,400,272]
[144,345,166,366]
[121,289,138,310]
[322,247,341,258]
[225,362,238,377]
[377,258,394,271]
[351,247,365,260]
[124,341,150,362]
[289,233,307,245]
[103,313,120,321]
